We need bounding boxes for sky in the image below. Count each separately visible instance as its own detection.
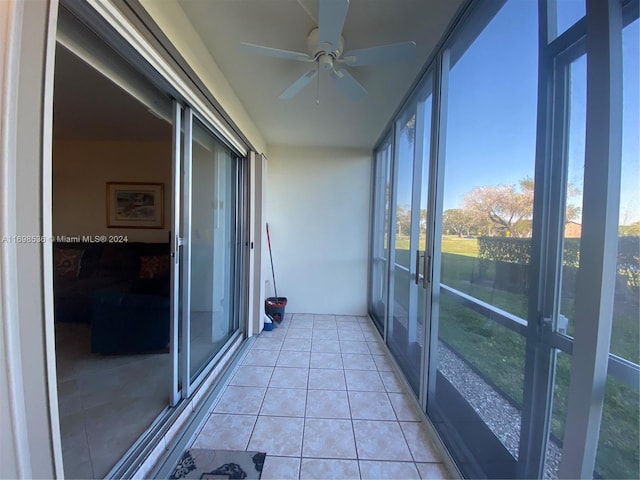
[394,0,639,226]
[442,0,539,213]
[620,18,640,226]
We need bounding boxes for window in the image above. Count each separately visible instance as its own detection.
[368,1,639,478]
[427,1,539,476]
[555,0,585,38]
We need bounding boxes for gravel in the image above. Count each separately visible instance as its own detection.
[437,342,562,478]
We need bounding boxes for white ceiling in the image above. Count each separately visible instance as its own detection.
[177,0,463,149]
[53,45,172,141]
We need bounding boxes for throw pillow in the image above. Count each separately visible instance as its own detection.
[54,247,85,279]
[139,255,170,279]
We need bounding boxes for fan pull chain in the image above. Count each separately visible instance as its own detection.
[316,62,320,105]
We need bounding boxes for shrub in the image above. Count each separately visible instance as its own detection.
[477,236,637,283]
[617,236,640,288]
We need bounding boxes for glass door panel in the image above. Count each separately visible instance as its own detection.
[416,92,433,396]
[388,104,419,394]
[387,78,433,396]
[544,50,586,478]
[187,115,238,383]
[370,138,392,333]
[427,1,538,477]
[558,54,586,340]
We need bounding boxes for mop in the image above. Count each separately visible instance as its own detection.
[265,223,284,324]
[266,223,279,299]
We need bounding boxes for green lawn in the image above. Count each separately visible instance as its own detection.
[441,236,479,257]
[395,235,479,257]
[391,234,639,478]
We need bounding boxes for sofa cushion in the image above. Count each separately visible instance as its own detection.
[91,291,170,354]
[98,243,141,277]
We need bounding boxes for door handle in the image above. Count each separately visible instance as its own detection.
[415,250,424,285]
[423,254,430,289]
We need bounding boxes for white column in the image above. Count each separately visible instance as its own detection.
[559,0,623,477]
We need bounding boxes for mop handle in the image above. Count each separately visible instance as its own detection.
[266,223,278,298]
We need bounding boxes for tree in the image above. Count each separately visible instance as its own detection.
[620,222,640,236]
[463,177,534,237]
[402,114,416,142]
[565,183,582,223]
[443,208,477,237]
[396,205,411,237]
[565,204,581,223]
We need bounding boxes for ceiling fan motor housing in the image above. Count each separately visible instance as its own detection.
[307,27,343,61]
[318,54,334,70]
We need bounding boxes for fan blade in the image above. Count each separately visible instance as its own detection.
[240,42,312,62]
[279,69,318,99]
[341,41,416,66]
[318,0,349,51]
[331,68,367,100]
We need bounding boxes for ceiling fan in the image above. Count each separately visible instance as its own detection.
[240,0,416,102]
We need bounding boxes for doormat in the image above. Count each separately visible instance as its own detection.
[170,449,265,479]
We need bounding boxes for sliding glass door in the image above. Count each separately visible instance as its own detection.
[181,109,242,395]
[52,3,249,476]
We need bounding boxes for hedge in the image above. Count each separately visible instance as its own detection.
[477,236,639,287]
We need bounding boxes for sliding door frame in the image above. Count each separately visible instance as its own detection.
[181,107,246,398]
[368,133,392,335]
[423,52,449,411]
[180,107,194,398]
[170,101,183,406]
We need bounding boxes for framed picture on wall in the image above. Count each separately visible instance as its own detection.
[106,182,164,229]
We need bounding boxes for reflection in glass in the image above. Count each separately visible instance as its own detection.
[189,118,237,381]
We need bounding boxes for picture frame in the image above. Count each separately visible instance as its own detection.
[106,182,164,229]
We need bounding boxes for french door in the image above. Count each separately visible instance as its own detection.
[386,75,435,398]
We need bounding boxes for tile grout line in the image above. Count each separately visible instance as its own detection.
[247,322,284,455]
[236,314,445,478]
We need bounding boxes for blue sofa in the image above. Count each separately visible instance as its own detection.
[91,291,170,354]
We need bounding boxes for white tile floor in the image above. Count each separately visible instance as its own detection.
[189,314,452,479]
[56,323,170,479]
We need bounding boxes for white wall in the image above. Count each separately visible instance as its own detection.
[265,145,371,315]
[1,0,60,477]
[52,140,172,243]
